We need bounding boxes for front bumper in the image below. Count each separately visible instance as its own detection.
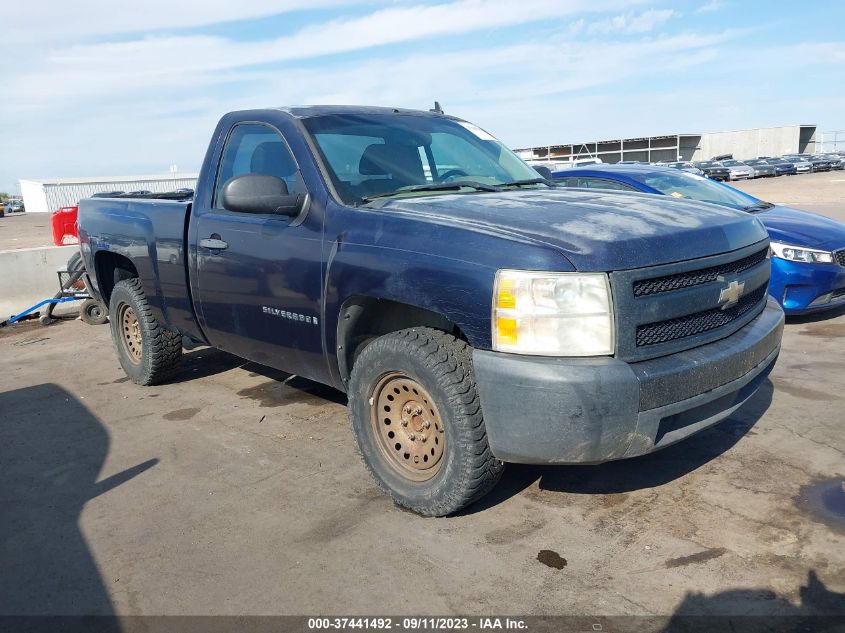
[473,298,784,464]
[769,258,845,314]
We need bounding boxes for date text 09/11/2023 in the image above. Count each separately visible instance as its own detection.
[306,617,528,630]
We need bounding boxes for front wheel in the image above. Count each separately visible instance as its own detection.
[109,279,182,385]
[348,328,503,516]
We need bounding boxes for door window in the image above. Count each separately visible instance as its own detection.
[214,123,302,208]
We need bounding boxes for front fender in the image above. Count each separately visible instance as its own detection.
[323,240,496,379]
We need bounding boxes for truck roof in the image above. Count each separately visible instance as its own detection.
[266,105,455,119]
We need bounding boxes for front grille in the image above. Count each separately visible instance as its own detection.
[636,284,768,347]
[633,248,768,297]
[835,249,845,266]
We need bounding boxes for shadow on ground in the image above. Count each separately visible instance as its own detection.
[652,571,845,631]
[0,384,156,621]
[173,346,347,405]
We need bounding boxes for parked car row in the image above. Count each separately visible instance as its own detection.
[550,163,845,316]
[533,151,845,181]
[626,153,843,182]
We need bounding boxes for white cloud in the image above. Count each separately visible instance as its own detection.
[3,0,646,114]
[695,1,726,14]
[0,0,351,42]
[0,29,731,183]
[586,9,678,34]
[787,41,845,64]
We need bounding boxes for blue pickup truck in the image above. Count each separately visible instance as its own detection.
[78,106,784,515]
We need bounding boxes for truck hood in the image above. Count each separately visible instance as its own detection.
[756,205,845,251]
[379,189,767,271]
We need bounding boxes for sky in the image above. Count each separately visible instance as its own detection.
[1,0,843,193]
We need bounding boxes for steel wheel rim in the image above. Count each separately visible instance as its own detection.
[118,304,142,364]
[370,372,445,481]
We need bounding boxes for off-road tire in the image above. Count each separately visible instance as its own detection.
[109,279,181,385]
[79,298,108,325]
[348,327,503,516]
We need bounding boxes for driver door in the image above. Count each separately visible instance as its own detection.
[192,123,325,376]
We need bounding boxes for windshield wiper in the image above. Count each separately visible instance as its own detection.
[743,201,775,212]
[361,181,500,203]
[497,178,549,188]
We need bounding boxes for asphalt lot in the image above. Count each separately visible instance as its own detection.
[1,173,843,619]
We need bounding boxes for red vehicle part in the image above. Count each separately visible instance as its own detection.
[51,206,79,246]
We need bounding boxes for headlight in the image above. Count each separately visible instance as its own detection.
[492,270,614,356]
[770,241,833,264]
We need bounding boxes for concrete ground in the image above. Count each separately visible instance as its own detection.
[1,175,843,620]
[732,170,845,222]
[0,211,57,250]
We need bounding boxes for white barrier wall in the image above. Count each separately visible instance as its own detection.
[0,245,78,319]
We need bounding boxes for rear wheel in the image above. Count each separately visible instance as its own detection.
[348,327,503,516]
[109,279,181,385]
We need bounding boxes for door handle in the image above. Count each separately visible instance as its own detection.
[200,236,228,250]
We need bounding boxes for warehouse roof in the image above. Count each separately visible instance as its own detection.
[20,174,199,186]
[514,125,816,153]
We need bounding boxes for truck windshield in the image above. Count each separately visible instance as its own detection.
[302,113,545,206]
[629,170,765,211]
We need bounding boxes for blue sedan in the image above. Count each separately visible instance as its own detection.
[552,165,845,315]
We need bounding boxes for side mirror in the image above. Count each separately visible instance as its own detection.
[533,165,553,181]
[221,174,305,216]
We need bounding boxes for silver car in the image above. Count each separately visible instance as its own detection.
[781,156,813,173]
[743,159,777,178]
[822,154,844,170]
[719,159,756,180]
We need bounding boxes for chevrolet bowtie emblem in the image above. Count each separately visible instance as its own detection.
[718,279,745,309]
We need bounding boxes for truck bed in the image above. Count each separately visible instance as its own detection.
[77,197,203,341]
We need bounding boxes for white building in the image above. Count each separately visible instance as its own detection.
[515,125,817,165]
[19,174,199,213]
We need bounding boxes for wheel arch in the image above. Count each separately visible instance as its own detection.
[94,251,139,305]
[335,295,469,386]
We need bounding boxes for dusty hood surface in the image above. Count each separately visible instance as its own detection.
[380,189,768,271]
